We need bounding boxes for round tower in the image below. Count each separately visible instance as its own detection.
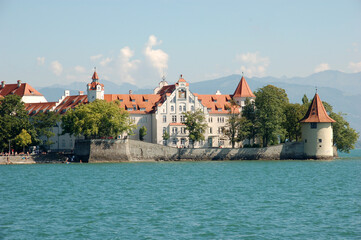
[300,93,336,159]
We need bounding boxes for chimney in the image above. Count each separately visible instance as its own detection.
[17,80,21,88]
[215,90,221,95]
[79,91,84,96]
[64,90,70,97]
[1,81,4,88]
[129,90,133,94]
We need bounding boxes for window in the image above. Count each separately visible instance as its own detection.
[172,115,177,123]
[181,127,186,134]
[217,117,224,123]
[319,139,322,143]
[180,115,185,123]
[218,127,223,134]
[163,115,167,123]
[178,89,186,98]
[172,127,177,134]
[209,128,213,134]
[179,105,182,112]
[218,108,222,112]
[173,138,177,145]
[181,138,186,145]
[171,105,175,112]
[311,123,317,129]
[183,105,186,112]
[305,139,307,143]
[163,127,167,133]
[191,105,194,111]
[140,108,145,111]
[163,140,167,146]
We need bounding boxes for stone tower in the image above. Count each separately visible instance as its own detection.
[87,68,104,102]
[300,93,336,159]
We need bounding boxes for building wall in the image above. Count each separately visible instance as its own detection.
[301,122,334,158]
[22,95,47,103]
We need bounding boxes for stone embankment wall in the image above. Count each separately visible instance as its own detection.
[75,139,313,163]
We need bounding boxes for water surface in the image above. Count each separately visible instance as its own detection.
[1,153,361,239]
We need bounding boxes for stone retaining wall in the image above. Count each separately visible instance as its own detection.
[75,139,311,162]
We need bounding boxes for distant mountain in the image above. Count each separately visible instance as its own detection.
[37,71,361,140]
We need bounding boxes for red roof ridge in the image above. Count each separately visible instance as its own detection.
[300,93,336,123]
[233,76,255,98]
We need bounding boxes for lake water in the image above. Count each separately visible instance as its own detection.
[1,150,361,239]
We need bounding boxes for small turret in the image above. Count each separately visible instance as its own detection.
[232,75,255,107]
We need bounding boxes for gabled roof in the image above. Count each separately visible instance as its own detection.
[104,94,162,114]
[157,84,175,95]
[25,102,57,116]
[300,93,336,123]
[195,94,239,114]
[87,81,104,90]
[54,95,88,114]
[232,76,255,98]
[0,83,44,97]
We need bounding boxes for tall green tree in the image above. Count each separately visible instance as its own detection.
[139,126,147,141]
[224,100,250,148]
[255,85,289,147]
[0,95,34,151]
[242,98,258,145]
[14,129,32,152]
[184,109,207,147]
[283,103,305,142]
[62,100,136,139]
[329,112,359,153]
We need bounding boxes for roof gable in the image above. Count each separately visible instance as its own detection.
[300,93,336,123]
[0,83,44,97]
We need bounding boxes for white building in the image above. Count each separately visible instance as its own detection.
[0,80,47,103]
[24,70,256,150]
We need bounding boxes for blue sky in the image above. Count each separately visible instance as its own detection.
[0,0,360,87]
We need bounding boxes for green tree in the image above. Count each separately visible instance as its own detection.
[14,129,32,152]
[0,95,34,151]
[139,126,147,141]
[62,100,136,139]
[283,103,305,142]
[224,100,250,148]
[242,98,258,145]
[255,85,289,147]
[31,112,60,149]
[184,109,207,148]
[329,112,359,153]
[162,130,170,145]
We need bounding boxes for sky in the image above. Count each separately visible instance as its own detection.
[0,0,360,88]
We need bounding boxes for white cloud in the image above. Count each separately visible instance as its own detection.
[50,61,63,76]
[100,57,112,66]
[235,52,269,77]
[37,57,45,65]
[314,63,330,73]
[90,54,103,61]
[348,61,361,72]
[74,65,86,73]
[117,46,140,84]
[144,35,169,76]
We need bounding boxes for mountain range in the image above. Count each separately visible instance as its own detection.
[37,70,361,145]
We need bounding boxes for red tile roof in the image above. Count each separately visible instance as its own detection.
[0,82,44,98]
[92,71,99,80]
[54,95,89,114]
[87,81,104,90]
[194,94,239,114]
[157,84,175,95]
[104,94,162,114]
[233,76,255,98]
[300,93,336,123]
[25,102,57,116]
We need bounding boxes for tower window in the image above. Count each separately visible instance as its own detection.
[304,139,307,143]
[310,123,317,129]
[318,139,322,143]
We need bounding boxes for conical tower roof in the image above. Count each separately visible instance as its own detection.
[92,71,99,81]
[233,76,255,98]
[300,93,335,123]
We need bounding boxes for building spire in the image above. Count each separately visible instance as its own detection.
[92,67,99,81]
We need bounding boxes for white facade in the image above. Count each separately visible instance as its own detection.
[301,122,334,158]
